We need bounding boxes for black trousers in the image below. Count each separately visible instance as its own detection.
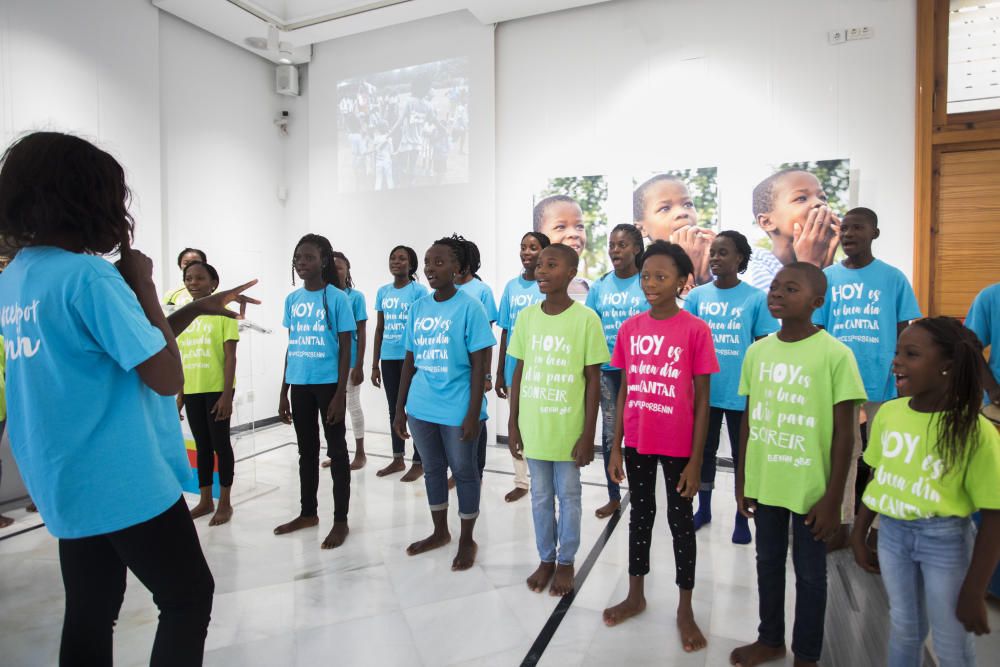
[700,407,744,490]
[380,359,420,463]
[58,497,214,667]
[290,383,350,521]
[624,447,696,588]
[183,392,234,488]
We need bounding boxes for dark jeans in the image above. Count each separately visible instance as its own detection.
[599,370,623,502]
[183,392,234,488]
[58,497,214,667]
[624,447,695,587]
[381,360,420,463]
[700,407,744,490]
[754,503,828,663]
[290,383,350,521]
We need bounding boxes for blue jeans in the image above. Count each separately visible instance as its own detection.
[599,370,622,502]
[879,516,976,667]
[754,503,827,663]
[407,416,481,519]
[526,458,582,565]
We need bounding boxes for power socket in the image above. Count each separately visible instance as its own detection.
[846,25,873,41]
[828,29,846,45]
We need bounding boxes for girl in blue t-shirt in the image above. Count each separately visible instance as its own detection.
[685,231,778,544]
[371,245,428,481]
[276,234,357,550]
[393,237,495,571]
[586,223,647,520]
[496,231,549,502]
[0,131,258,665]
[327,251,368,472]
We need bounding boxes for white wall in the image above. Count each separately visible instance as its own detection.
[304,10,496,440]
[159,12,289,427]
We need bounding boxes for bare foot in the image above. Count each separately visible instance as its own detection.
[452,539,478,571]
[826,524,849,553]
[677,606,707,652]
[550,563,575,596]
[0,514,13,528]
[526,562,555,592]
[209,505,233,526]
[603,593,646,626]
[274,515,320,535]
[321,459,332,468]
[448,476,456,490]
[595,499,620,519]
[350,453,366,470]
[189,500,215,520]
[407,531,451,556]
[377,458,405,477]
[729,641,786,666]
[321,521,349,549]
[505,487,529,503]
[401,464,424,482]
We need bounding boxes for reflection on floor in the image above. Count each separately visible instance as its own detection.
[0,425,997,666]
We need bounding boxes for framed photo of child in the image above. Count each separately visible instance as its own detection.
[532,175,610,285]
[632,167,719,286]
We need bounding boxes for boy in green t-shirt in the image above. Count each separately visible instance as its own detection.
[508,244,609,597]
[731,262,865,667]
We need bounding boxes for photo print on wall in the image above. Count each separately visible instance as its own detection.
[632,167,719,287]
[336,56,470,193]
[742,159,852,292]
[533,175,610,294]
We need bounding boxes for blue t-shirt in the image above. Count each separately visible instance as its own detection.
[966,282,1000,394]
[585,272,650,371]
[497,275,543,387]
[283,285,357,385]
[0,247,191,539]
[375,281,429,361]
[341,287,368,368]
[685,281,779,411]
[457,278,499,323]
[404,290,496,426]
[813,260,922,402]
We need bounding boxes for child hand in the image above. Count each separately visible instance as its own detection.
[572,437,595,468]
[849,528,880,573]
[460,414,480,442]
[495,379,508,399]
[176,395,185,422]
[804,493,841,542]
[735,481,757,518]
[607,447,626,484]
[326,392,346,425]
[393,411,410,441]
[370,366,382,388]
[278,395,292,424]
[484,377,493,393]
[350,367,365,386]
[117,248,157,295]
[196,280,262,320]
[507,423,523,460]
[211,394,234,421]
[956,583,991,634]
[676,460,701,498]
[793,207,838,268]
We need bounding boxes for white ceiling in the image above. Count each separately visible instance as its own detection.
[152,0,611,65]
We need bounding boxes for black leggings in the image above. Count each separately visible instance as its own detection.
[58,497,214,667]
[183,392,234,488]
[290,383,350,521]
[700,407,744,490]
[625,447,696,588]
[380,359,420,463]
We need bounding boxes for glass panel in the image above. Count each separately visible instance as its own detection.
[948,0,1000,114]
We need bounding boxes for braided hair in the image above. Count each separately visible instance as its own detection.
[610,223,645,253]
[292,233,343,289]
[331,250,354,289]
[715,230,753,274]
[452,233,482,279]
[433,236,469,276]
[390,244,419,282]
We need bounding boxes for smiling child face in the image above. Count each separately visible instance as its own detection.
[537,200,586,255]
[638,179,698,241]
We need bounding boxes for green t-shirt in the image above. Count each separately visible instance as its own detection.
[738,330,866,513]
[862,399,1000,520]
[162,285,193,307]
[508,301,610,461]
[177,315,240,394]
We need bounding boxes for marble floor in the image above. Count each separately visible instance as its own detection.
[1,424,998,666]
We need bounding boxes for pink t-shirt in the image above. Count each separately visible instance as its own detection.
[611,310,719,457]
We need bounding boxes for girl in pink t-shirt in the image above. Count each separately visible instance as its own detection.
[603,241,719,653]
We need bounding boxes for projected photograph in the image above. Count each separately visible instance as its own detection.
[533,175,609,283]
[632,167,719,286]
[741,158,852,291]
[336,56,469,192]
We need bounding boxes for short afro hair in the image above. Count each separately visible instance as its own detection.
[752,169,810,219]
[542,243,580,269]
[777,261,827,297]
[533,195,580,232]
[843,206,878,228]
[637,240,694,279]
[633,174,683,222]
